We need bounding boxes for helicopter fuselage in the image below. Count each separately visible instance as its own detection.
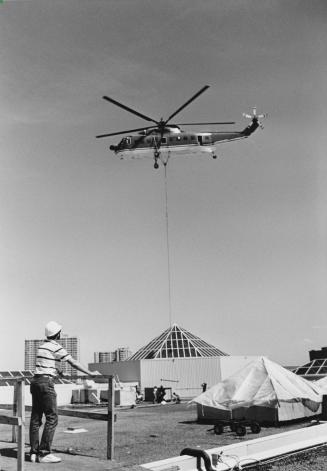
[110,118,259,160]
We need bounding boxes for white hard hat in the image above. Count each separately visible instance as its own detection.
[45,321,62,338]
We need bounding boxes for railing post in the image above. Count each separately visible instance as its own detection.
[17,378,25,471]
[107,375,114,459]
[322,395,327,420]
[12,381,18,442]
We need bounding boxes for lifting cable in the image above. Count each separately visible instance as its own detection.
[164,162,173,327]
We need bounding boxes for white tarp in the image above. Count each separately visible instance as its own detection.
[192,357,321,412]
[315,376,327,393]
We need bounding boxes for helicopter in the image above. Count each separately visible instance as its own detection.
[96,85,265,169]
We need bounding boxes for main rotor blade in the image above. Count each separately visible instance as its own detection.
[165,85,210,124]
[96,125,157,138]
[175,121,235,126]
[102,96,159,124]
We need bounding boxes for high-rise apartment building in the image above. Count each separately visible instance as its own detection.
[94,347,131,363]
[116,347,132,361]
[25,334,80,376]
[94,352,116,363]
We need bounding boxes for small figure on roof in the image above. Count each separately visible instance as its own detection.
[201,382,207,392]
[172,392,181,404]
[157,385,166,403]
[153,386,158,403]
[135,386,143,403]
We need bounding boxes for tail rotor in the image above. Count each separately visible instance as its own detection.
[243,107,266,129]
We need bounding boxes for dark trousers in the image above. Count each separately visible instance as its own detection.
[29,376,58,455]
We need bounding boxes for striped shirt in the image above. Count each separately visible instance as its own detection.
[34,339,73,377]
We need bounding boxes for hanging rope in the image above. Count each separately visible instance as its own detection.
[164,163,173,327]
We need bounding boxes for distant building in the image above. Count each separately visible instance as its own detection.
[116,347,132,361]
[94,352,116,363]
[309,347,327,361]
[25,334,80,376]
[94,347,132,363]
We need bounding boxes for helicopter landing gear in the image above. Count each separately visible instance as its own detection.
[154,150,160,169]
[212,152,217,159]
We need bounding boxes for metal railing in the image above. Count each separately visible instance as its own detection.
[0,375,115,471]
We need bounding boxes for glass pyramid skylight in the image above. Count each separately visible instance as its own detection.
[128,324,228,360]
[293,359,327,378]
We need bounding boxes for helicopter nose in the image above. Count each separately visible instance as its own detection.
[109,145,117,151]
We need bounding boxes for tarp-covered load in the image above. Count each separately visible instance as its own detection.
[192,357,322,424]
[315,376,327,393]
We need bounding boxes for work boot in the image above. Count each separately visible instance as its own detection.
[38,453,62,463]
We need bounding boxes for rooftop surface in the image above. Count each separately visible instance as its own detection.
[0,442,135,470]
[0,403,312,471]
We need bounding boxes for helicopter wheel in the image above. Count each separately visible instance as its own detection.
[154,162,159,169]
[212,154,217,159]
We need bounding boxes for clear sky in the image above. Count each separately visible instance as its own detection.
[1,0,327,370]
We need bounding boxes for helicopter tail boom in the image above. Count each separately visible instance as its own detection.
[210,109,265,145]
[241,116,260,137]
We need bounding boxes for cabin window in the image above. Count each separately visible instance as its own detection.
[183,136,188,141]
[146,138,152,144]
[124,137,131,145]
[191,136,196,141]
[161,137,167,144]
[169,137,174,142]
[204,136,210,141]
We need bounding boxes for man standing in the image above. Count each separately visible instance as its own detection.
[29,321,99,463]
